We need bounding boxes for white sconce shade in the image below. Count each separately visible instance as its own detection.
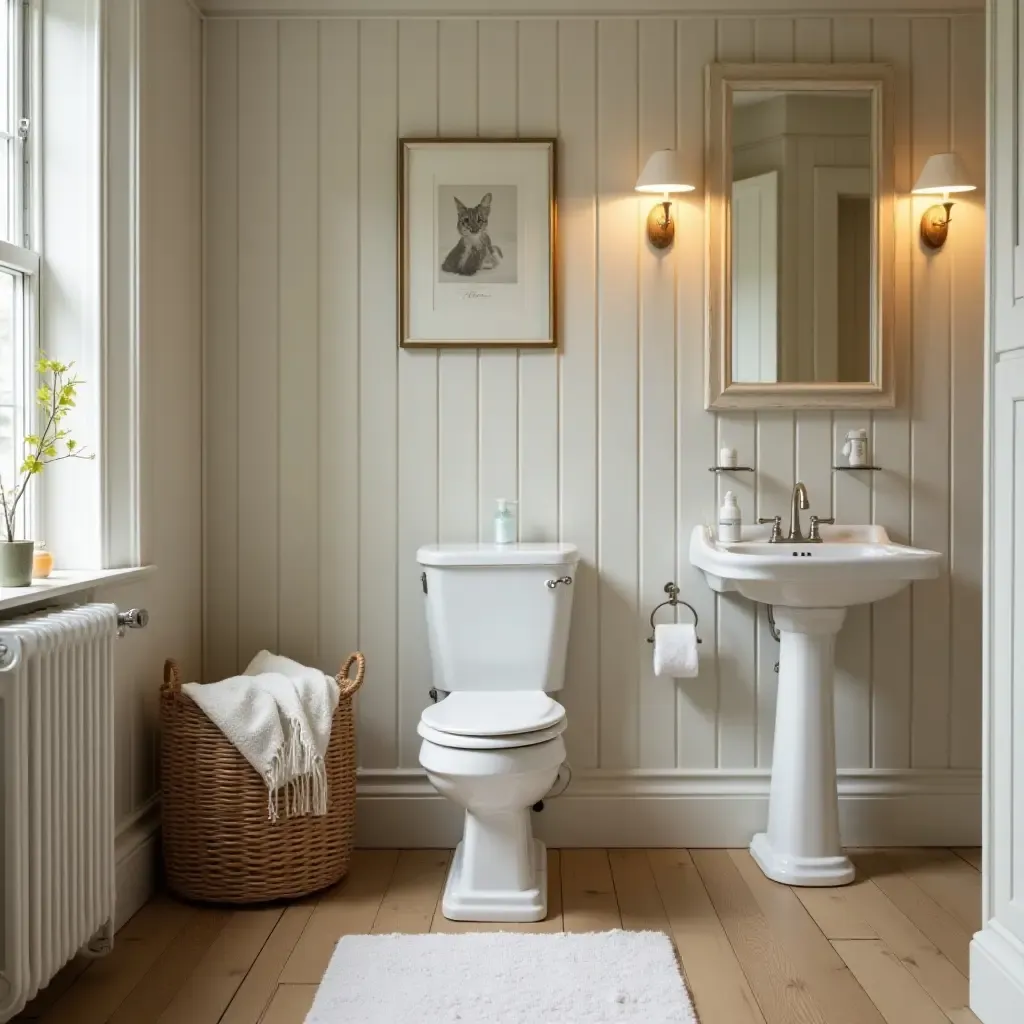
[912,152,976,195]
[635,150,695,194]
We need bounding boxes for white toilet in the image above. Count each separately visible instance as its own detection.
[416,542,579,923]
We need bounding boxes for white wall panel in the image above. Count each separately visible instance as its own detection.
[203,12,986,785]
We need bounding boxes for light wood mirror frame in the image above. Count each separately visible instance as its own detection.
[705,63,896,410]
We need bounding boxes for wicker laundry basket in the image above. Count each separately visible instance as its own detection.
[159,652,365,904]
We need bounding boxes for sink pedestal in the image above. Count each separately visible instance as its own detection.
[750,606,855,888]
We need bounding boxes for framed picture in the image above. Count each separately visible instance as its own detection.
[399,138,557,348]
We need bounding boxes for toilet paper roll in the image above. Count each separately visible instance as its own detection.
[653,623,699,678]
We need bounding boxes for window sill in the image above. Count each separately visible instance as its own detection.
[0,565,156,614]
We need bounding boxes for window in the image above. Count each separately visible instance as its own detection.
[0,0,37,538]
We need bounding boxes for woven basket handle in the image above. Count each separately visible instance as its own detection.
[162,658,182,695]
[337,652,366,699]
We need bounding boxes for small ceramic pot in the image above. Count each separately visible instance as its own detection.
[0,540,35,587]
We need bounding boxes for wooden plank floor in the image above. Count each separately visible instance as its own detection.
[17,848,982,1024]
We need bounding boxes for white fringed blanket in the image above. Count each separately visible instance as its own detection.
[183,651,339,821]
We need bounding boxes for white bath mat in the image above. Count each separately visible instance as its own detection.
[304,929,696,1024]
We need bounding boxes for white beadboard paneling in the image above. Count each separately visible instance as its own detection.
[476,20,520,543]
[909,17,953,768]
[203,19,240,680]
[318,19,361,680]
[557,18,600,769]
[674,17,718,770]
[202,13,984,793]
[870,15,914,768]
[949,12,985,769]
[397,18,440,767]
[357,19,400,767]
[517,19,559,544]
[596,18,640,769]
[236,20,280,664]
[437,19,480,545]
[278,20,320,668]
[638,18,678,769]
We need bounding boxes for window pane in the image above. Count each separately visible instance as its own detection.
[0,271,17,503]
[0,0,9,137]
[0,139,10,242]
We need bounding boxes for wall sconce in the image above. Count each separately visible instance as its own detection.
[911,152,976,249]
[635,150,694,249]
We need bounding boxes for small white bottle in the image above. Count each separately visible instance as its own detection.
[494,498,518,544]
[842,429,870,468]
[718,491,742,543]
[719,446,739,468]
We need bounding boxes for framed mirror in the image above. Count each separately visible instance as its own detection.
[705,63,895,409]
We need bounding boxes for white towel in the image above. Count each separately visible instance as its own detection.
[653,623,699,678]
[183,651,340,821]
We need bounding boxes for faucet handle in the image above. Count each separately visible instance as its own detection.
[758,516,783,543]
[808,515,835,542]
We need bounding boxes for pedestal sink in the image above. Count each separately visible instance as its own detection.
[689,523,942,886]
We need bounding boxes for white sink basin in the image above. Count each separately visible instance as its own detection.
[687,520,942,890]
[689,523,943,608]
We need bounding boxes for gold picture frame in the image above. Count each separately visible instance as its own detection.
[399,138,557,348]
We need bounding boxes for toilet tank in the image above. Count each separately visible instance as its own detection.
[416,543,580,693]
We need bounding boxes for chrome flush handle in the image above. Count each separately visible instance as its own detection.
[546,576,573,589]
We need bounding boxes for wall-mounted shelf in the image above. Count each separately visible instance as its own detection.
[832,465,882,472]
[708,466,755,473]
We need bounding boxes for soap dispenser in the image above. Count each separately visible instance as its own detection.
[494,498,518,544]
[719,491,742,543]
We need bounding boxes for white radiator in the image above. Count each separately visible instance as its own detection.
[0,603,119,1021]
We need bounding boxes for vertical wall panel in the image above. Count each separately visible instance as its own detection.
[318,20,360,682]
[870,16,914,768]
[909,17,953,768]
[278,21,320,667]
[438,20,480,543]
[830,20,874,770]
[236,21,280,664]
[558,19,599,768]
[476,20,520,541]
[596,18,640,768]
[674,17,718,769]
[517,20,559,543]
[751,17,794,769]
[397,19,440,767]
[357,20,400,767]
[638,19,678,769]
[203,13,984,786]
[714,17,757,769]
[203,20,239,681]
[949,12,985,769]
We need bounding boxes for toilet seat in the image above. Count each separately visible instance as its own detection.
[417,716,567,750]
[418,691,566,750]
[420,691,565,736]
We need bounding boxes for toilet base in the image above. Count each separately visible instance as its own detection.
[442,838,548,923]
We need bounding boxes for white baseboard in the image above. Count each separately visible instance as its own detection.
[114,798,161,931]
[354,768,981,848]
[971,925,1024,1024]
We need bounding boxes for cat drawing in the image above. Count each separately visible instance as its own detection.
[441,193,503,276]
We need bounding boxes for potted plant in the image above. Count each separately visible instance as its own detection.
[0,355,91,587]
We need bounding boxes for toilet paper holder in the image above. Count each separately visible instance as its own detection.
[646,582,702,644]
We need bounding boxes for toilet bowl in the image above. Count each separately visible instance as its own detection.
[415,543,579,923]
[418,690,567,922]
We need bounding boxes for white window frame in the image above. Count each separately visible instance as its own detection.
[0,0,40,543]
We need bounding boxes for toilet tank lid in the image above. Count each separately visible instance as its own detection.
[416,543,580,567]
